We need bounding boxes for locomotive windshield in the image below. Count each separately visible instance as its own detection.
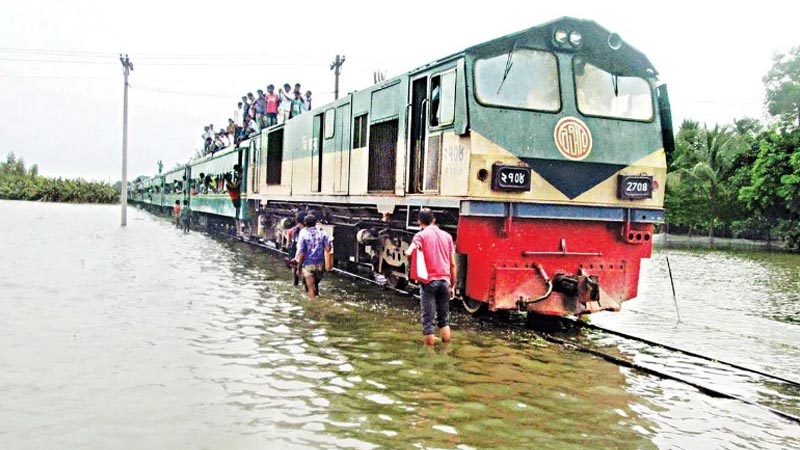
[574,56,653,121]
[474,49,560,112]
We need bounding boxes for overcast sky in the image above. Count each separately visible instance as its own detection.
[1,0,795,181]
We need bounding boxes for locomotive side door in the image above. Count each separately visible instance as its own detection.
[407,76,428,194]
[408,72,450,194]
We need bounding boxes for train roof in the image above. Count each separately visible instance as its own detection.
[409,16,657,79]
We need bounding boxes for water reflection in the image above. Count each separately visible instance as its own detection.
[1,201,798,449]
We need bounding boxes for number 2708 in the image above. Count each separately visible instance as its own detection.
[626,181,650,192]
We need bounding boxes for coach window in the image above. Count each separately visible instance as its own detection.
[324,109,335,139]
[474,48,560,112]
[574,57,653,121]
[430,69,456,127]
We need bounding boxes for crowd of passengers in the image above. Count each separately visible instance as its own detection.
[147,164,243,198]
[202,82,313,156]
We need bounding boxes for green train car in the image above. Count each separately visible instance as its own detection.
[130,17,672,317]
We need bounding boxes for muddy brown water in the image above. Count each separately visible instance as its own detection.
[1,200,798,449]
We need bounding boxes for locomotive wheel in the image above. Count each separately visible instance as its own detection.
[385,269,409,290]
[462,296,487,315]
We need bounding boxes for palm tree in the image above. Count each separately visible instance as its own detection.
[673,124,739,244]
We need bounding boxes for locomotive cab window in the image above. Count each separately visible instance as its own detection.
[474,48,560,111]
[430,69,456,127]
[574,57,654,121]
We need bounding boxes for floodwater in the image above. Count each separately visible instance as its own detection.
[1,200,798,450]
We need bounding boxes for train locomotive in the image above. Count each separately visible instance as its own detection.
[130,17,672,318]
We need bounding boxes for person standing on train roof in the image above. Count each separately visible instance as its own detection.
[234,102,244,128]
[290,91,304,118]
[279,83,292,124]
[294,214,332,300]
[303,90,312,112]
[265,85,279,127]
[254,89,266,127]
[173,200,181,228]
[240,96,249,124]
[404,208,456,346]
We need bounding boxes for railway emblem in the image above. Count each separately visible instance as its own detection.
[554,117,592,161]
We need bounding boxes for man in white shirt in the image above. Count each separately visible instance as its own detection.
[246,116,261,135]
[303,90,312,112]
[234,102,244,127]
[279,83,292,124]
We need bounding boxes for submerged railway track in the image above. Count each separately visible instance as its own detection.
[212,228,800,426]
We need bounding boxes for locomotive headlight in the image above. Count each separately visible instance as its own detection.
[554,29,568,44]
[569,31,583,47]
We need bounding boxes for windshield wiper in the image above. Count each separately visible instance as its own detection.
[496,41,518,95]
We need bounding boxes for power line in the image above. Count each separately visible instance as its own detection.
[0,57,117,65]
[130,84,236,98]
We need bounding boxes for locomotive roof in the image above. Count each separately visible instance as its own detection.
[411,16,658,79]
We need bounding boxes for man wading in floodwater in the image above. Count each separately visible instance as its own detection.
[405,208,456,346]
[294,214,332,300]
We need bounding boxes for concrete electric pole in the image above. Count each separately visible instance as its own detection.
[119,54,133,227]
[330,54,346,100]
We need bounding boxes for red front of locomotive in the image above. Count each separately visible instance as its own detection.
[455,204,660,316]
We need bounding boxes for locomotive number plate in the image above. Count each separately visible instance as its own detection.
[491,164,531,192]
[617,175,653,199]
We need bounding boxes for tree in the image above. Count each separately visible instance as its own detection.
[670,124,742,243]
[739,130,796,243]
[763,46,800,128]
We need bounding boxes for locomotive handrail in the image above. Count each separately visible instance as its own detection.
[522,250,603,257]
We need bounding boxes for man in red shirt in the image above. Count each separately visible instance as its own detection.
[173,200,181,228]
[265,84,279,127]
[405,208,457,346]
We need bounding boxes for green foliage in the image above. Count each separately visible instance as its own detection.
[0,152,118,204]
[763,46,800,128]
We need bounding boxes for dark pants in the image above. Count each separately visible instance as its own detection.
[420,280,450,335]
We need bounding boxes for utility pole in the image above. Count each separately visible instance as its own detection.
[119,54,133,227]
[330,54,346,100]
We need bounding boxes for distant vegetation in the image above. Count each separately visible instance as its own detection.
[0,153,118,204]
[665,46,800,249]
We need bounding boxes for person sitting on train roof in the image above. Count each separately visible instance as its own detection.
[226,118,238,140]
[245,116,260,135]
[215,129,229,150]
[279,83,292,124]
[265,85,279,127]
